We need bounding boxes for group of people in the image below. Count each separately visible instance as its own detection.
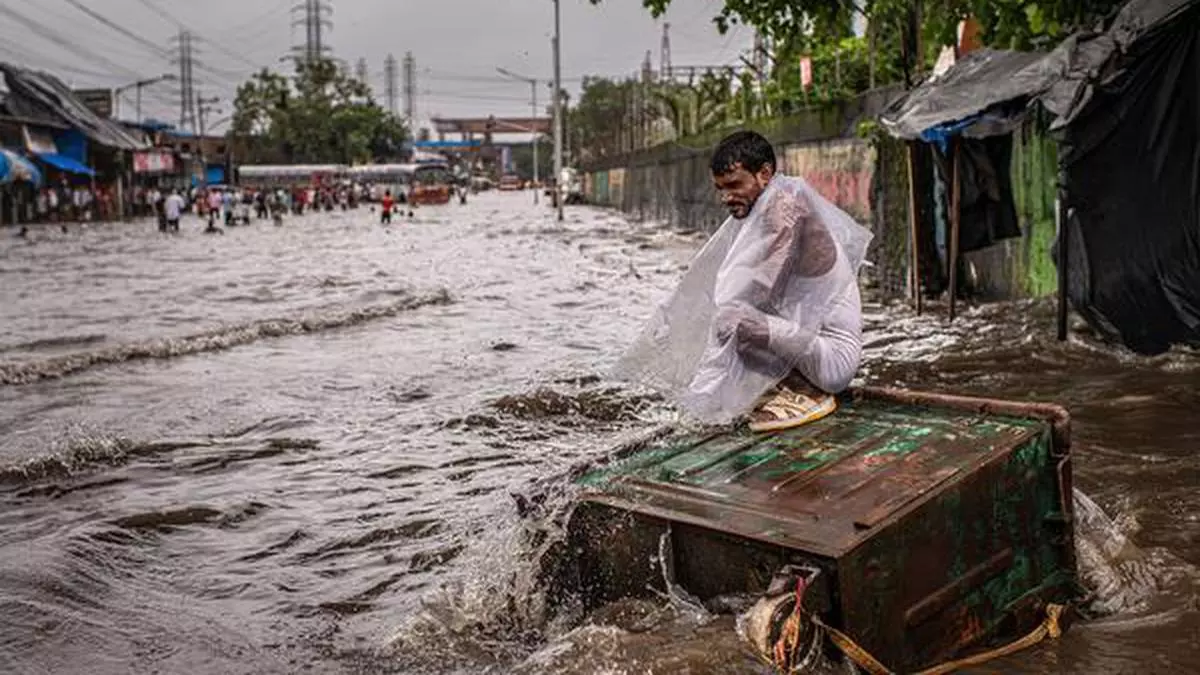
[141,180,421,234]
[32,184,119,224]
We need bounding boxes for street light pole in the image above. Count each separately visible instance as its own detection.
[552,0,564,222]
[113,74,177,123]
[197,96,221,186]
[496,67,541,205]
[531,79,539,205]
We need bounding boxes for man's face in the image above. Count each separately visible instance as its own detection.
[713,162,773,219]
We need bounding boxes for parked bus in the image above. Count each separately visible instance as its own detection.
[237,164,346,188]
[408,162,452,205]
[346,164,412,202]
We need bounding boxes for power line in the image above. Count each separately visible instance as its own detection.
[0,3,151,81]
[130,0,277,71]
[60,0,173,59]
[130,0,177,26]
[420,91,539,103]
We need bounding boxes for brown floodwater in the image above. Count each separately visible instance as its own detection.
[0,194,1196,674]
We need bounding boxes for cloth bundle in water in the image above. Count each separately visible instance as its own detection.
[614,175,872,423]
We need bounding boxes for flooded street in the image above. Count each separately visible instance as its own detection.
[1,193,1198,674]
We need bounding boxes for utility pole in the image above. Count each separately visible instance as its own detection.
[197,95,221,186]
[552,0,563,222]
[660,22,671,80]
[402,51,416,124]
[170,29,198,131]
[383,53,398,115]
[641,52,653,149]
[496,68,541,205]
[753,30,765,115]
[355,56,368,84]
[531,80,539,203]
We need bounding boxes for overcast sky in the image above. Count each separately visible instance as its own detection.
[0,0,754,135]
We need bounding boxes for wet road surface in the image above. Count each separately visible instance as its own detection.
[1,193,1197,674]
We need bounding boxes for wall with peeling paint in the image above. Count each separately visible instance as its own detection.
[583,105,1059,303]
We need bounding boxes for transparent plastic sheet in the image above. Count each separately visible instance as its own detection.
[613,176,873,424]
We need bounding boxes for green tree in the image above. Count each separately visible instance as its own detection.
[594,0,1127,90]
[230,57,409,165]
[509,140,553,181]
[568,77,643,161]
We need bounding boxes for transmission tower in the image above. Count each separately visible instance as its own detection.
[660,22,671,80]
[291,0,333,63]
[169,29,198,131]
[753,31,766,90]
[383,53,398,115]
[355,56,368,84]
[401,51,415,123]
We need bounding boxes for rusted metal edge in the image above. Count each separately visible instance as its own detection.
[577,492,844,558]
[852,386,1072,454]
[904,547,1015,628]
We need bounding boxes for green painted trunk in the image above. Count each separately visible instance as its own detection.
[568,387,1078,672]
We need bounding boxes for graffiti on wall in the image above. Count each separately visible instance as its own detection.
[608,168,626,207]
[780,139,875,222]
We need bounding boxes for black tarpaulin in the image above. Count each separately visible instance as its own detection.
[879,48,1063,140]
[1052,0,1200,354]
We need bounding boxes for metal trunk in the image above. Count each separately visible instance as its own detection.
[567,387,1077,672]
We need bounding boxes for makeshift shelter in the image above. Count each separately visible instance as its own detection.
[881,47,1065,320]
[1043,0,1200,354]
[0,64,145,152]
[880,0,1199,354]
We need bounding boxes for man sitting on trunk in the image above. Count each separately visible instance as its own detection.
[615,130,872,431]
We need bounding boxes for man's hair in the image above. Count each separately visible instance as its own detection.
[710,130,776,176]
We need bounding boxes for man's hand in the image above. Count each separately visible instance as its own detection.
[715,306,770,352]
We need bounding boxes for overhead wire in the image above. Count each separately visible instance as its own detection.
[0,3,152,81]
[60,0,174,60]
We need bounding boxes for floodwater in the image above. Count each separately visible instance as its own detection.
[0,193,1197,674]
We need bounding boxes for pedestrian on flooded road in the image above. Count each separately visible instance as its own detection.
[163,189,185,233]
[380,190,394,224]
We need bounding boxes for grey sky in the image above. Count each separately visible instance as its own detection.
[0,0,753,135]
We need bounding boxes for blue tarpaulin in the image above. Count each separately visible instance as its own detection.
[918,114,983,152]
[53,128,89,163]
[0,149,44,187]
[35,152,95,176]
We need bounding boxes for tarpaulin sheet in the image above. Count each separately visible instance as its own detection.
[0,148,43,187]
[36,152,95,177]
[880,48,1063,140]
[1053,0,1200,354]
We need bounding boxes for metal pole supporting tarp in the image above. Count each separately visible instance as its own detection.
[1056,186,1069,341]
[948,137,962,322]
[905,141,923,315]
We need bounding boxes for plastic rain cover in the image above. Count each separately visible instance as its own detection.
[613,175,873,423]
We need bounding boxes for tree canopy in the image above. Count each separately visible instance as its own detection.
[231,58,409,165]
[597,0,1126,52]
[572,0,1128,160]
